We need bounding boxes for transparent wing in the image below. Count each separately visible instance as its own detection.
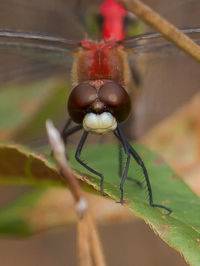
[118,27,200,54]
[0,30,83,85]
[0,30,81,62]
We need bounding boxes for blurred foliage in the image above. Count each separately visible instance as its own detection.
[0,77,68,142]
[0,187,133,236]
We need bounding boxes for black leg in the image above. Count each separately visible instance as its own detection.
[115,125,172,214]
[127,142,172,214]
[118,143,142,187]
[61,118,72,137]
[61,118,83,144]
[62,124,83,144]
[61,118,82,162]
[75,130,106,196]
[115,127,131,203]
[118,143,123,178]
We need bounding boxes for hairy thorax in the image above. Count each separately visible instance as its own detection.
[72,40,132,94]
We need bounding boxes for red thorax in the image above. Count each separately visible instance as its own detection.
[78,41,125,85]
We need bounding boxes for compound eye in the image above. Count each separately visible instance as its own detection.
[68,83,97,123]
[98,82,131,122]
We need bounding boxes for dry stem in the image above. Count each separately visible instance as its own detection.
[88,213,106,266]
[46,120,106,266]
[117,0,200,62]
[77,213,93,266]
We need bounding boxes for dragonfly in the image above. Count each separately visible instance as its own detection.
[0,0,200,214]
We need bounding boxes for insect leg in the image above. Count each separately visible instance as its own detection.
[61,118,72,133]
[62,124,83,144]
[61,119,82,161]
[118,143,123,178]
[117,130,142,187]
[118,142,142,186]
[126,141,172,214]
[61,118,82,144]
[114,126,131,203]
[75,130,106,196]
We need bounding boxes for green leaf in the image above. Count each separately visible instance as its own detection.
[0,77,68,141]
[0,143,200,265]
[0,143,63,186]
[69,144,200,266]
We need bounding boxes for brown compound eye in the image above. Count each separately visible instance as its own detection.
[68,83,97,123]
[98,82,131,122]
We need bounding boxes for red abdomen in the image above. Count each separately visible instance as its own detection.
[100,0,126,41]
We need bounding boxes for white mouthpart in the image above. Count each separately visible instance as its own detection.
[83,112,117,134]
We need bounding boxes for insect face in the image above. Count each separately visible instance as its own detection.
[68,81,131,134]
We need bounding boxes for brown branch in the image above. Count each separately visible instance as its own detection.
[77,212,106,266]
[77,213,93,266]
[88,213,106,266]
[46,120,106,266]
[117,0,200,62]
[46,120,83,204]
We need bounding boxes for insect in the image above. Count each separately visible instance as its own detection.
[0,0,200,213]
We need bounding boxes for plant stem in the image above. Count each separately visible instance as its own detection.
[77,213,93,266]
[46,120,107,266]
[88,213,106,266]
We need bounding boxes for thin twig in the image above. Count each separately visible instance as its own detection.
[46,120,83,205]
[77,213,93,266]
[117,0,200,62]
[88,213,106,266]
[46,120,106,266]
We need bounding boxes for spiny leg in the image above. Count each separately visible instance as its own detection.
[61,117,83,157]
[118,143,142,187]
[75,130,106,196]
[127,142,172,213]
[61,118,83,144]
[118,143,123,178]
[127,141,172,214]
[62,124,83,143]
[114,126,131,203]
[116,125,172,214]
[61,125,82,164]
[61,118,72,137]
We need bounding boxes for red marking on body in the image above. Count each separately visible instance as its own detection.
[79,41,124,83]
[88,44,110,78]
[100,0,126,41]
[74,1,128,89]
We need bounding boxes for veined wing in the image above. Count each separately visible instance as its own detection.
[118,27,200,54]
[0,30,82,139]
[0,30,82,64]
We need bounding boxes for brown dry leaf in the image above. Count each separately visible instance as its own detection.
[141,92,200,195]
